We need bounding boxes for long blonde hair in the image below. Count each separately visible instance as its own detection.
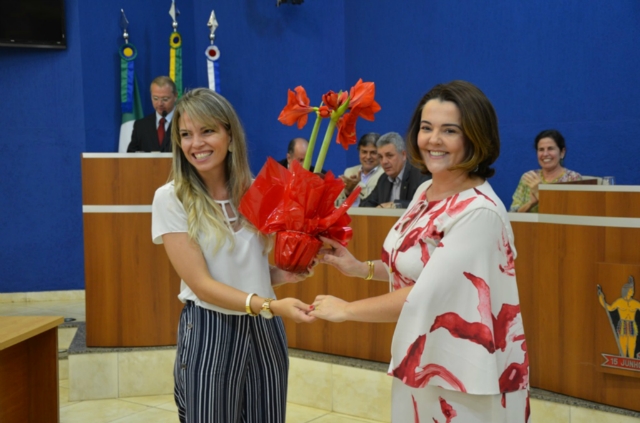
[170,88,254,251]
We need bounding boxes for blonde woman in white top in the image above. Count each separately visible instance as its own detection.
[152,88,314,423]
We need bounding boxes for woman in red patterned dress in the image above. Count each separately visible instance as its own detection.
[311,80,530,423]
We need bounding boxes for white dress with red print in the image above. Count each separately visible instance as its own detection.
[382,180,530,423]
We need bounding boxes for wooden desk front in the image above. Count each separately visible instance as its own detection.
[0,316,63,423]
[278,186,640,412]
[82,153,183,347]
[80,159,640,412]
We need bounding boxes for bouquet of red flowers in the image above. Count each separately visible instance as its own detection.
[239,80,381,273]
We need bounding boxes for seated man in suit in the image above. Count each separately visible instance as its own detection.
[335,133,384,207]
[278,137,308,169]
[127,76,177,152]
[360,132,430,208]
[277,137,324,173]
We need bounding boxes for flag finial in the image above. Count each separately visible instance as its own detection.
[169,1,180,31]
[120,9,129,43]
[207,11,218,44]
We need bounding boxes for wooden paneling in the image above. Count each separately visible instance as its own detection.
[540,189,640,218]
[0,316,62,423]
[82,156,182,347]
[84,213,182,347]
[276,215,398,363]
[82,158,171,205]
[526,188,640,412]
[81,158,640,411]
[511,221,539,384]
[604,228,640,264]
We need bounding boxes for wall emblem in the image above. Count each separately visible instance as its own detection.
[597,276,640,372]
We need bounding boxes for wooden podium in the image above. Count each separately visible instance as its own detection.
[515,184,640,412]
[81,153,183,347]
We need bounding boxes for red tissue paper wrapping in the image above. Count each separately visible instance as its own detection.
[239,158,361,273]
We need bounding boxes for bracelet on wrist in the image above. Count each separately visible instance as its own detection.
[245,293,258,316]
[364,260,375,280]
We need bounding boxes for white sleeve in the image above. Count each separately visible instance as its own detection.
[151,184,188,244]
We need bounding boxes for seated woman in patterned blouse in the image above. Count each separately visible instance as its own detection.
[510,129,582,213]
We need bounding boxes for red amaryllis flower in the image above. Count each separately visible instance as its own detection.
[322,90,348,110]
[318,105,331,118]
[278,86,313,129]
[348,79,381,121]
[335,112,358,150]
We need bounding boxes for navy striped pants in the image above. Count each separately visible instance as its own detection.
[174,301,289,423]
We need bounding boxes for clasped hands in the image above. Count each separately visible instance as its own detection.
[522,170,541,203]
[308,236,360,322]
[273,235,358,323]
[339,170,361,196]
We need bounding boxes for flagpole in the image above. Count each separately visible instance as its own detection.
[168,0,183,97]
[118,9,142,152]
[206,11,220,93]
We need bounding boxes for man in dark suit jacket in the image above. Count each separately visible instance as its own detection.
[127,76,177,152]
[360,132,430,208]
[277,137,325,173]
[277,137,308,169]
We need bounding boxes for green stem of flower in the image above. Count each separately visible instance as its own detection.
[313,97,350,174]
[313,116,338,174]
[303,111,322,171]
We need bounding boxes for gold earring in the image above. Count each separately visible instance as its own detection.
[228,143,233,153]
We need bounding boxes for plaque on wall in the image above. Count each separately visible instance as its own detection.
[596,263,640,376]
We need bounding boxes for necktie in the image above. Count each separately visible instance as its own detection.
[157,117,166,146]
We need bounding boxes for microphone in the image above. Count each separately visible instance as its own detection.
[161,111,168,118]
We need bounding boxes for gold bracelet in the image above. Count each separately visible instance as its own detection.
[245,293,258,316]
[365,260,375,280]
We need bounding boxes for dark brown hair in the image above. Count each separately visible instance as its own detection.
[406,80,500,179]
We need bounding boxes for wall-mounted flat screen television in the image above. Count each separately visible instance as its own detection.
[0,0,67,49]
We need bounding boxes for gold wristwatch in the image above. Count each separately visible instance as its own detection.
[260,298,275,319]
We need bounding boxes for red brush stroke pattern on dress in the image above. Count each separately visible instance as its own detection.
[430,397,458,423]
[388,192,479,290]
[498,231,516,276]
[392,334,467,392]
[474,187,497,206]
[429,272,522,355]
[394,191,428,233]
[412,395,420,423]
[500,339,529,399]
[439,396,458,423]
[386,184,529,420]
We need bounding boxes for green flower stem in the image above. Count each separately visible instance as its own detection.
[314,97,350,174]
[313,116,338,174]
[303,112,323,171]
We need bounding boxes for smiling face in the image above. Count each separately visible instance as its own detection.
[536,137,564,172]
[178,112,230,180]
[359,144,379,174]
[417,100,467,177]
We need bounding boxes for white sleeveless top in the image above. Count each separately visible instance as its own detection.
[151,182,274,315]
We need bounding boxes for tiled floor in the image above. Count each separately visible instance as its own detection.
[1,298,383,423]
[3,297,640,423]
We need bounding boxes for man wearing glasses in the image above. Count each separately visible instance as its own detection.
[127,76,178,152]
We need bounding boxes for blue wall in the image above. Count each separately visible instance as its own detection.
[343,1,640,202]
[1,1,639,293]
